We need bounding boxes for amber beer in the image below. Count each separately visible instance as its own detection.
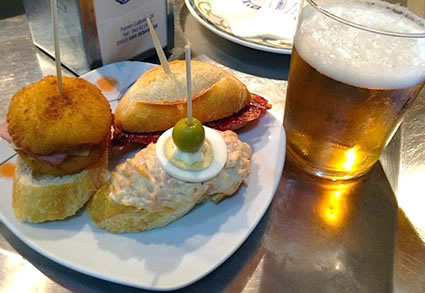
[284,0,425,179]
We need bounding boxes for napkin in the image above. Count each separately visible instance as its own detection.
[210,0,299,41]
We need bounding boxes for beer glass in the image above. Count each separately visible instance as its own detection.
[284,0,425,180]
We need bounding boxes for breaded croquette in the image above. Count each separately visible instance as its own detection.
[7,76,111,154]
[6,76,112,176]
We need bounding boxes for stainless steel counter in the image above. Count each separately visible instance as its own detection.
[1,0,425,292]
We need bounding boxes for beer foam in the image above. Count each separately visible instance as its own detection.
[295,0,425,89]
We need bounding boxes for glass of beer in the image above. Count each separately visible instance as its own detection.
[284,0,425,180]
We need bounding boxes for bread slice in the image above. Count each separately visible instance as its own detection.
[87,131,252,233]
[12,150,109,223]
[114,60,251,133]
[87,182,207,233]
[87,181,244,234]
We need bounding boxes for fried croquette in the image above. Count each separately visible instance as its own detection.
[7,76,112,155]
[4,75,112,223]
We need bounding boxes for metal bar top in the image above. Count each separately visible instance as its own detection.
[0,0,424,292]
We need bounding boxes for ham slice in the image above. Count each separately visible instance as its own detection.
[0,122,12,143]
[0,122,83,166]
[36,153,68,166]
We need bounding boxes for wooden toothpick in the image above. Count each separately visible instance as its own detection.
[51,0,63,96]
[185,44,192,125]
[146,17,171,74]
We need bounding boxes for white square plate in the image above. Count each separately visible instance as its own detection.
[0,61,286,291]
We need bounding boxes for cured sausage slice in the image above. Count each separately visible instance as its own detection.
[111,94,271,147]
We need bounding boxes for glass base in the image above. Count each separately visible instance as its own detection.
[286,145,373,181]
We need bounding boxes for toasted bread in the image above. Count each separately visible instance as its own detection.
[87,181,206,233]
[87,131,251,233]
[12,150,109,223]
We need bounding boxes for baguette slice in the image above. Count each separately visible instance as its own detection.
[114,60,251,133]
[87,131,251,233]
[12,150,109,223]
[87,181,207,234]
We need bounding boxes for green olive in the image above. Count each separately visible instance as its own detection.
[172,118,205,152]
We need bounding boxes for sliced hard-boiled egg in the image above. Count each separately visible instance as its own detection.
[156,126,227,182]
[165,139,213,171]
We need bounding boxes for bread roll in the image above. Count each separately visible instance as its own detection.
[12,150,109,223]
[114,60,251,133]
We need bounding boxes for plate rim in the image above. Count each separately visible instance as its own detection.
[185,0,293,54]
[0,61,286,291]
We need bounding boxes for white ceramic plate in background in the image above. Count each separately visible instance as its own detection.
[185,0,300,54]
[0,61,286,291]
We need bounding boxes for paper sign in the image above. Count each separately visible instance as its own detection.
[93,0,167,64]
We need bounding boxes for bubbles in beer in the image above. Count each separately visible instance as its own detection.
[295,0,425,89]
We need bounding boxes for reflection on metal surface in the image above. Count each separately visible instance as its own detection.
[380,127,401,194]
[318,183,352,227]
[253,159,397,292]
[397,88,425,242]
[395,87,425,293]
[395,209,425,292]
[397,167,425,242]
[0,247,47,292]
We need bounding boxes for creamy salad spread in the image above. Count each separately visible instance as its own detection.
[109,130,251,210]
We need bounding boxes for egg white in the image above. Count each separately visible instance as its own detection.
[156,126,227,182]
